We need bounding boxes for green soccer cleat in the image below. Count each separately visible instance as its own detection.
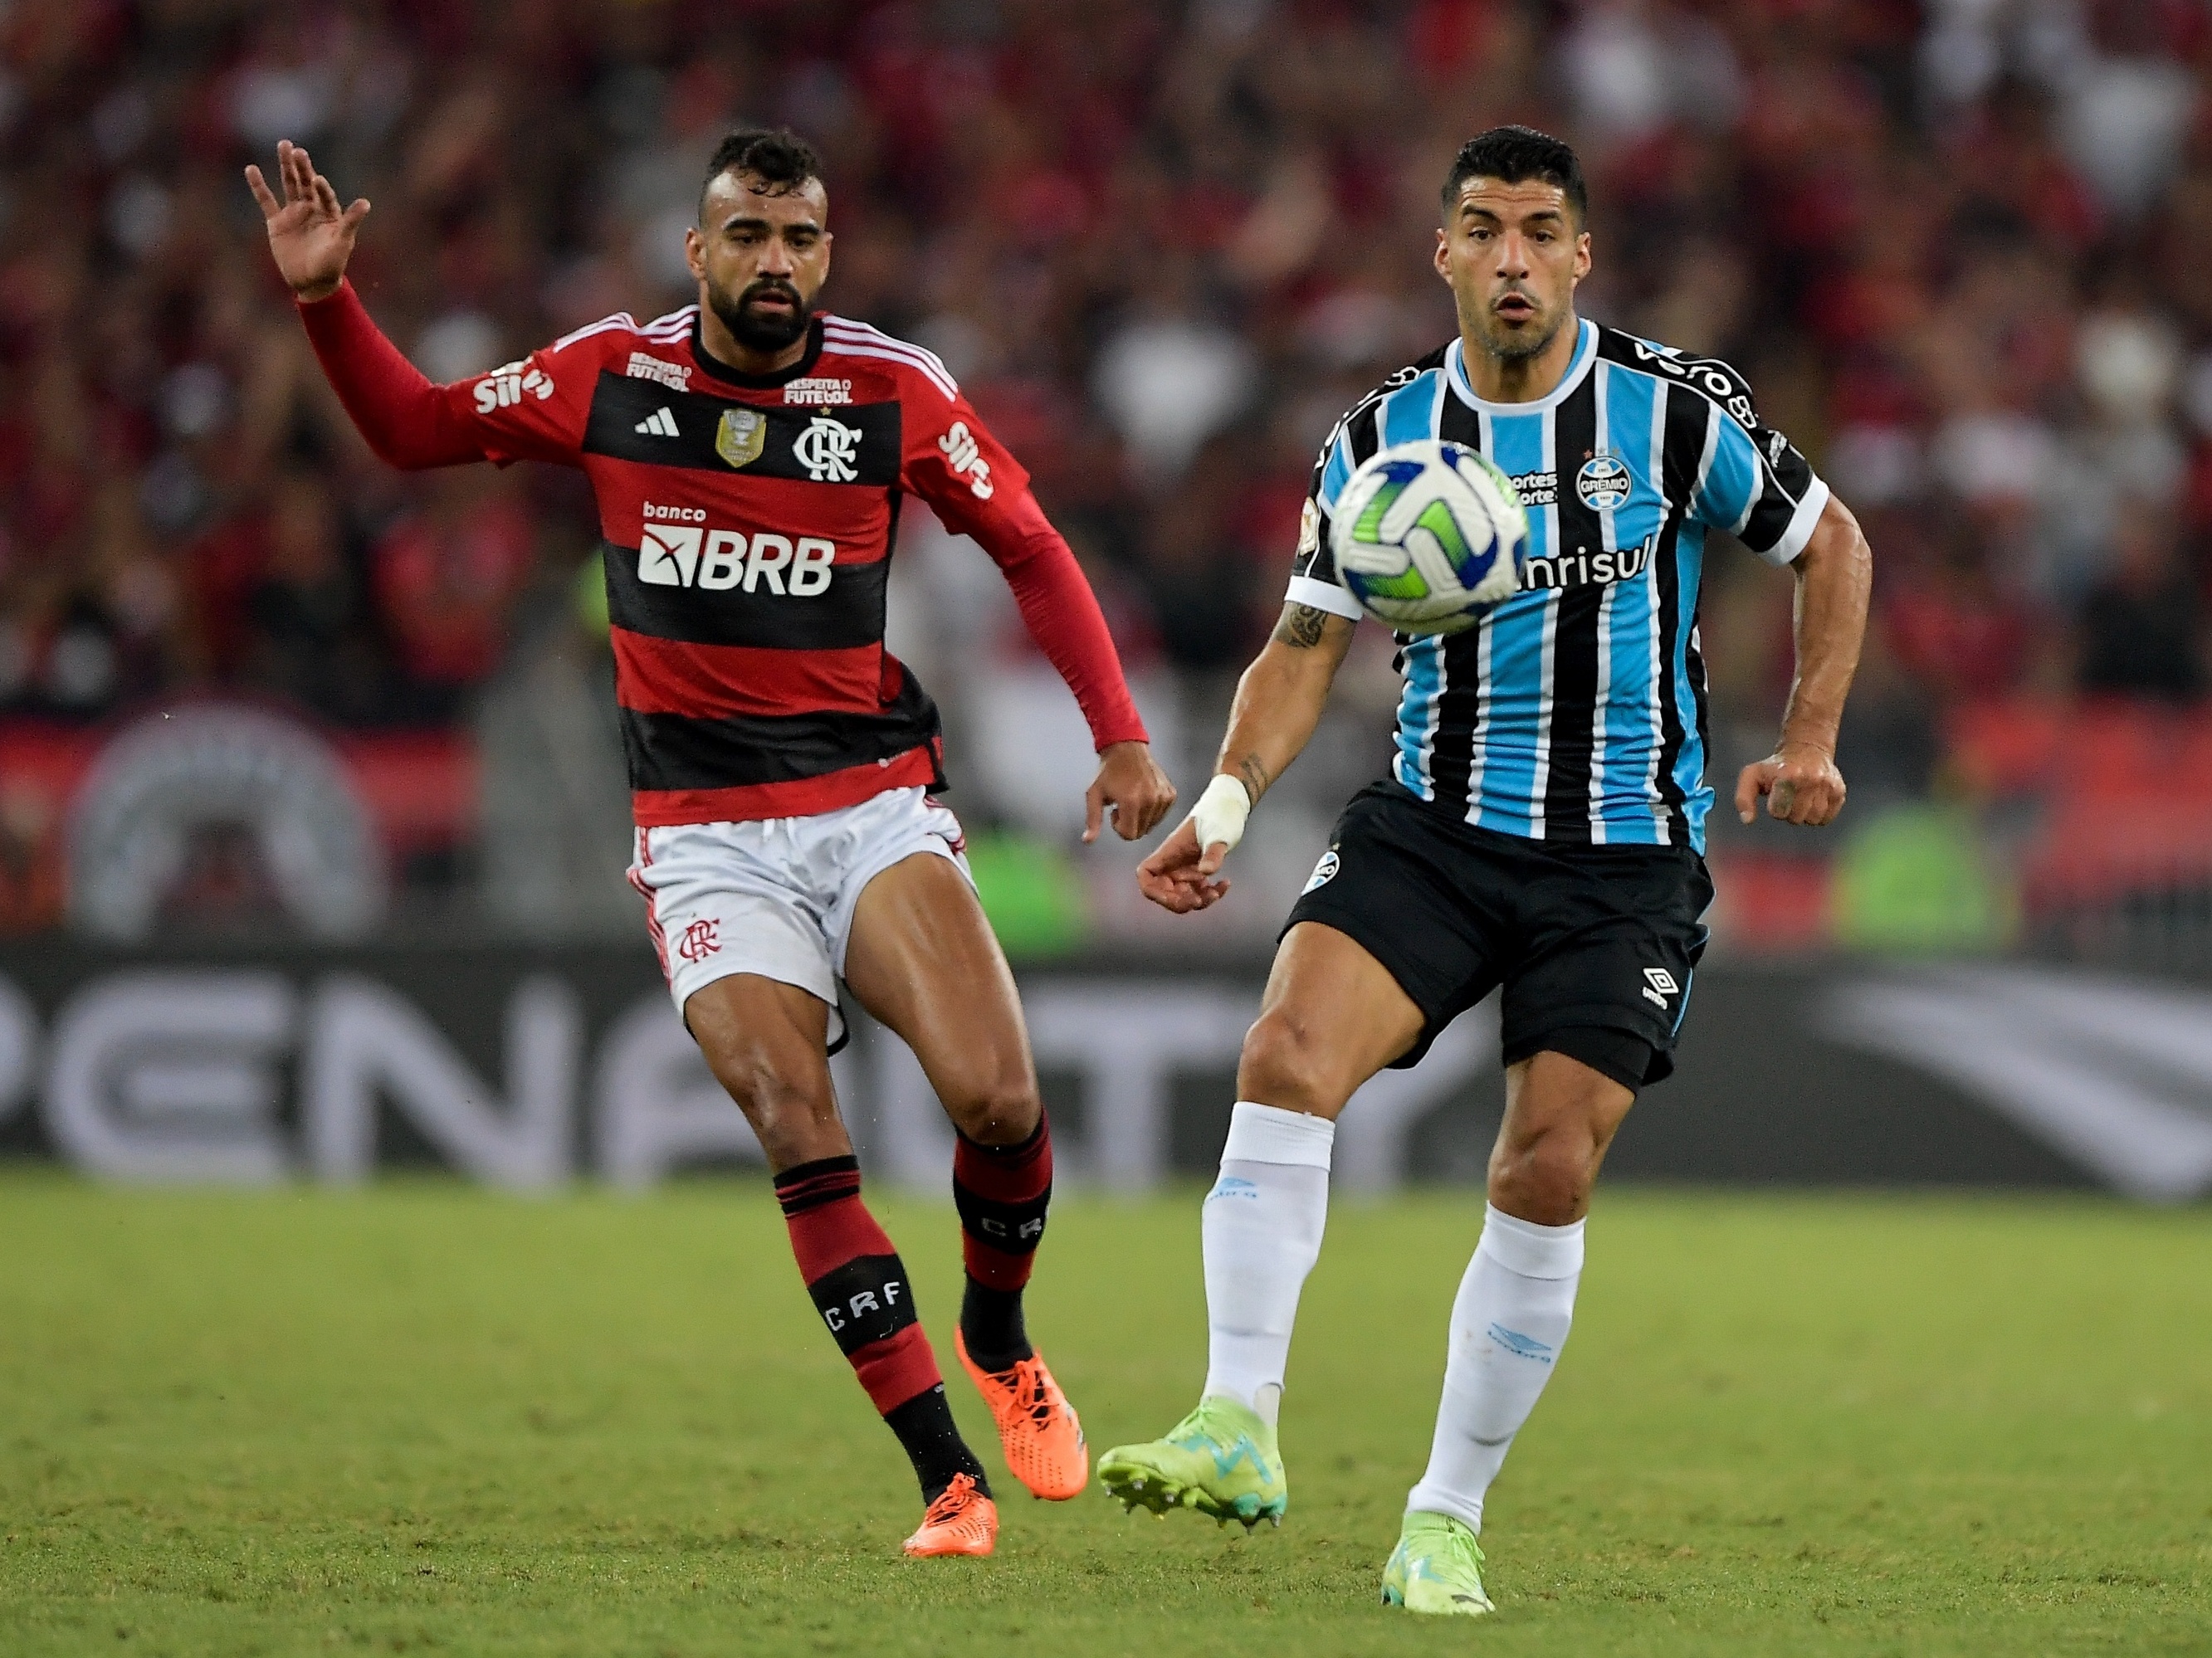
[1381,1511,1495,1617]
[1096,1395,1287,1532]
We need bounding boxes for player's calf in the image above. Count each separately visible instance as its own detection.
[950,1114,1088,1499]
[774,1155,996,1550]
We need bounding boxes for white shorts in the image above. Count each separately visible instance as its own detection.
[627,787,972,1051]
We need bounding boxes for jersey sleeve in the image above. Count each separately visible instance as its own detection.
[1684,360,1830,566]
[902,386,1149,751]
[442,332,599,469]
[1283,422,1366,621]
[898,383,1033,538]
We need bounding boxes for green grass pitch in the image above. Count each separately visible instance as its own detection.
[2,1174,2207,1656]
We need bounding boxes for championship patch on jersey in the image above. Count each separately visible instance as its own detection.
[715,407,767,469]
[1575,452,1632,511]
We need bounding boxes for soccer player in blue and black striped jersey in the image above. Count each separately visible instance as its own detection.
[1101,128,1873,1614]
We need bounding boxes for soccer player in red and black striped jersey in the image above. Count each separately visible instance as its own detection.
[249,129,1176,1558]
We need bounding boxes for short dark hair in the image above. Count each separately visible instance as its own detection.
[1441,126,1587,225]
[700,127,823,221]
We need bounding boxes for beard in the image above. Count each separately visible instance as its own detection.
[711,276,812,352]
[1477,298,1565,363]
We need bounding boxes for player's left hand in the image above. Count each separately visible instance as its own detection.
[1736,740,1846,827]
[1085,741,1176,843]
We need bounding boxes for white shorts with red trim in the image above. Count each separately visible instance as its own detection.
[627,785,971,1050]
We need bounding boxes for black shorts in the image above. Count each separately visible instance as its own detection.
[1282,782,1713,1090]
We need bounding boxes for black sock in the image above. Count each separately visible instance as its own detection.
[884,1384,990,1504]
[959,1276,1032,1373]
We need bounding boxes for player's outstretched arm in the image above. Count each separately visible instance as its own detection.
[1138,602,1356,914]
[245,139,368,302]
[247,143,486,471]
[1736,493,1872,827]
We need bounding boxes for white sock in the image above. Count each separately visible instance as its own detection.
[1199,1101,1335,1427]
[1405,1203,1585,1533]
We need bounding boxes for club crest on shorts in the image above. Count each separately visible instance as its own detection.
[678,916,722,963]
[715,407,766,469]
[1302,849,1340,894]
[1575,452,1632,511]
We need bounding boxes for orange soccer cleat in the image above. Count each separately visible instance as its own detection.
[955,1329,1090,1501]
[902,1471,997,1558]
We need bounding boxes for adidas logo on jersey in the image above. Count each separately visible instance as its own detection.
[637,522,837,596]
[635,407,679,437]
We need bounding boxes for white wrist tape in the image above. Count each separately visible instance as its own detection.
[1189,774,1252,855]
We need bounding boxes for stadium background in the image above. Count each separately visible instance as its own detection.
[0,0,2206,1197]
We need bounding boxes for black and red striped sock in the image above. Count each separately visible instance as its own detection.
[953,1115,1053,1372]
[774,1155,989,1503]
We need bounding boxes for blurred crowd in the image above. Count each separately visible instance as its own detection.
[0,0,2207,932]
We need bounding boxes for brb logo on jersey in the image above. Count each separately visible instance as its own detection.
[637,504,836,595]
[792,415,862,482]
[1575,453,1633,511]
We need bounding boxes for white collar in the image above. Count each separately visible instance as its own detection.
[1446,318,1597,415]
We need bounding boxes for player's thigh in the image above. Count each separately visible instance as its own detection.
[1237,921,1428,1119]
[682,973,845,1172]
[842,849,1040,1142]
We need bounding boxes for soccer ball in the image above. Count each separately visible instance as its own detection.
[1330,440,1529,635]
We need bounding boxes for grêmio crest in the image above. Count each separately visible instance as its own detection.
[715,407,767,469]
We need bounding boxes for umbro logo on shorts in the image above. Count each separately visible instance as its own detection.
[1642,967,1678,1007]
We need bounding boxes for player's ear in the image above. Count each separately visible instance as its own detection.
[683,226,707,284]
[1571,230,1591,285]
[1433,227,1452,282]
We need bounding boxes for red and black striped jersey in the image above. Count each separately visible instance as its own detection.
[415,305,1135,826]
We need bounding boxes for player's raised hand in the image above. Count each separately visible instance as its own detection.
[1736,739,1847,827]
[1084,740,1177,845]
[1135,817,1231,913]
[244,139,369,303]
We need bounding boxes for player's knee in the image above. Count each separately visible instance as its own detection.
[710,1051,838,1161]
[940,1070,1041,1147]
[1487,1130,1597,1225]
[1238,1007,1349,1117]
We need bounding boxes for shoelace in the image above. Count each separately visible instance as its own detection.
[989,1358,1060,1431]
[922,1472,981,1526]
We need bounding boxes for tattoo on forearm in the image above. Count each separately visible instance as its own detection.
[1274,604,1328,648]
[1237,754,1270,802]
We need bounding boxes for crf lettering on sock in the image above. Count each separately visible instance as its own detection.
[774,1155,989,1501]
[954,1116,1053,1370]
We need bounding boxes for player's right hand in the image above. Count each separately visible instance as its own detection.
[1136,817,1232,914]
[245,139,369,303]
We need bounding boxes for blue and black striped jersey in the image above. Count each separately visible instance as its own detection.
[1290,319,1829,854]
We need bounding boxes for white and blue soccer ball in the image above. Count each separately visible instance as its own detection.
[1329,439,1529,635]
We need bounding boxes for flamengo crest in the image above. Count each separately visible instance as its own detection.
[792,415,862,482]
